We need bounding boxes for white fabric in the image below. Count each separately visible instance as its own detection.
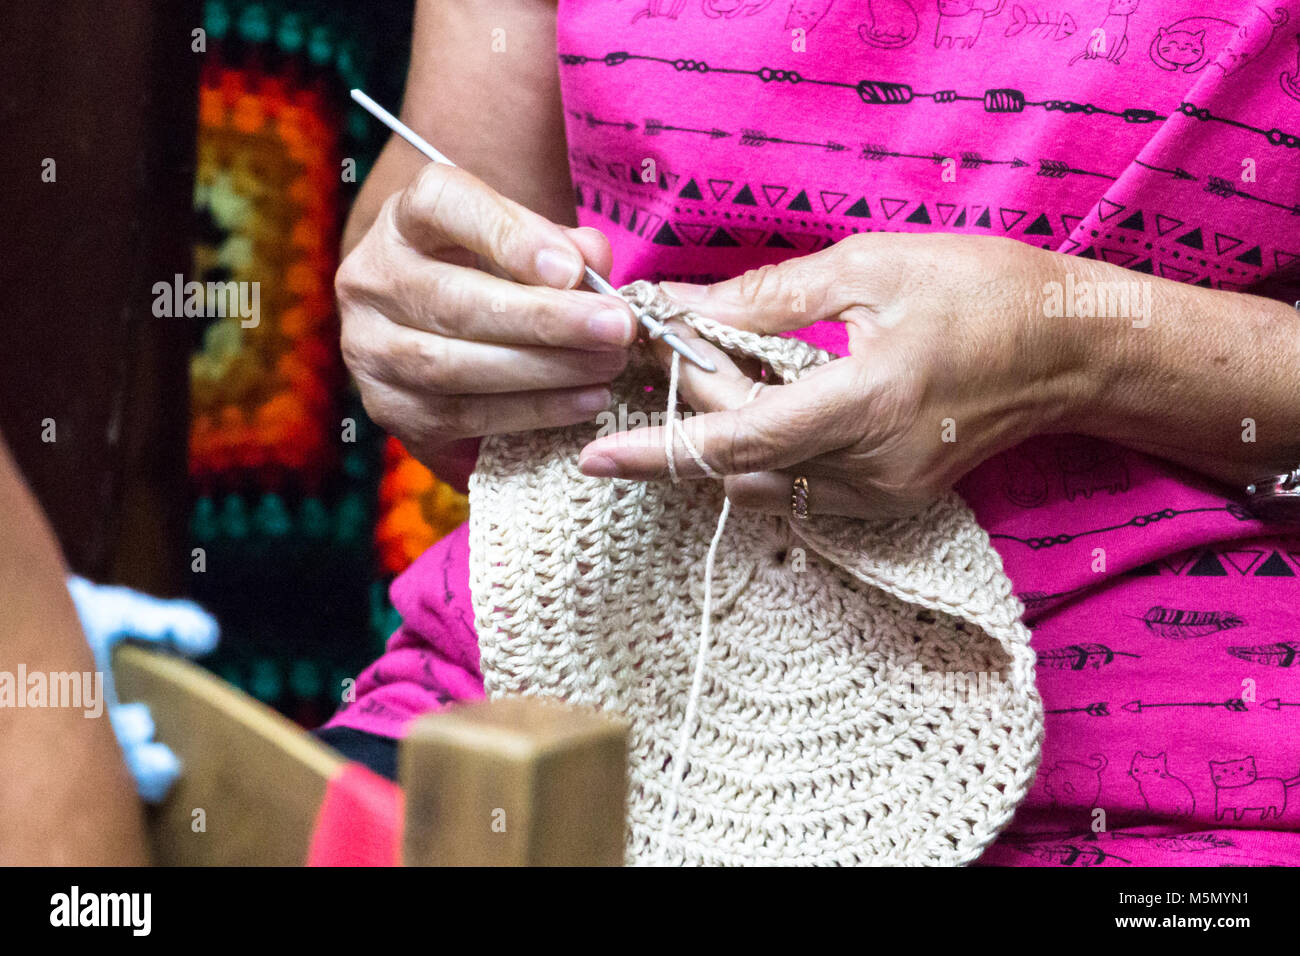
[469,281,1043,866]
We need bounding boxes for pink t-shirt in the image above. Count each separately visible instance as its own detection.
[329,0,1300,865]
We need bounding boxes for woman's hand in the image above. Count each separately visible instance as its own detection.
[577,233,1089,519]
[335,162,637,482]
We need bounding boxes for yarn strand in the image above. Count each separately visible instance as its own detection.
[654,351,763,865]
[653,495,731,865]
[664,350,719,483]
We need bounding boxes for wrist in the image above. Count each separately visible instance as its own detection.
[1027,251,1132,438]
[1031,257,1300,487]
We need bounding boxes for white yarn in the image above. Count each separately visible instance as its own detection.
[654,349,765,865]
[662,351,721,485]
[664,352,681,485]
[655,493,731,865]
[468,281,1044,866]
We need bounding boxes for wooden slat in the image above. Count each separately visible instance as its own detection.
[113,644,344,866]
[401,696,628,866]
[115,647,630,866]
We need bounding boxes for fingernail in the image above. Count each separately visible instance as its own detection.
[660,281,708,304]
[578,453,619,478]
[535,248,583,289]
[588,308,634,345]
[574,388,612,414]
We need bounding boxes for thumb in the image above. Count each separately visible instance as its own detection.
[659,245,847,334]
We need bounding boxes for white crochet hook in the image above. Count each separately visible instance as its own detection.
[350,88,717,373]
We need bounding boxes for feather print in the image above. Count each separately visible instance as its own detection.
[1226,641,1300,667]
[1008,832,1235,854]
[1018,590,1055,610]
[1037,643,1141,670]
[1112,833,1235,852]
[1000,829,1091,843]
[1017,587,1082,610]
[1013,843,1131,866]
[1139,606,1245,639]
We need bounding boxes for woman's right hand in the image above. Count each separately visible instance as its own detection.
[335,162,635,478]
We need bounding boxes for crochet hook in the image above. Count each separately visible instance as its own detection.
[350,88,717,373]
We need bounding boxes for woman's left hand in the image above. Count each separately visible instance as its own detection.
[577,233,1091,519]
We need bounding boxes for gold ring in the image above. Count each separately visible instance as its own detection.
[791,476,810,520]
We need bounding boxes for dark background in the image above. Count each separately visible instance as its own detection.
[0,0,420,725]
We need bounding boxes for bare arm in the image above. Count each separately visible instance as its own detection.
[1065,261,1300,488]
[0,435,148,865]
[343,0,576,257]
[336,0,632,493]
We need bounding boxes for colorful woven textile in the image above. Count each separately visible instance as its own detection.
[185,0,467,724]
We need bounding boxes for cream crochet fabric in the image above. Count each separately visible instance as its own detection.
[469,281,1043,866]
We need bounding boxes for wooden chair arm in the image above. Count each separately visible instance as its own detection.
[113,643,344,866]
[113,645,629,866]
[401,696,628,866]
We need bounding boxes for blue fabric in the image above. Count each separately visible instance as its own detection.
[67,576,220,802]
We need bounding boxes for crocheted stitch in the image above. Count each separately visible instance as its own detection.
[469,280,1044,865]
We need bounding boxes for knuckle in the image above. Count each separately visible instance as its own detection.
[400,163,457,236]
[356,389,398,437]
[529,303,568,348]
[413,270,459,333]
[395,332,452,389]
[335,243,381,310]
[485,209,529,266]
[715,417,773,475]
[339,318,380,382]
[525,301,570,349]
[337,218,403,311]
[839,231,877,255]
[434,395,483,439]
[334,254,360,303]
[339,325,366,374]
[735,262,784,304]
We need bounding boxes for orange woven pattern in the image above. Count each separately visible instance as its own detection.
[188,62,468,576]
[189,65,342,484]
[376,437,469,575]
